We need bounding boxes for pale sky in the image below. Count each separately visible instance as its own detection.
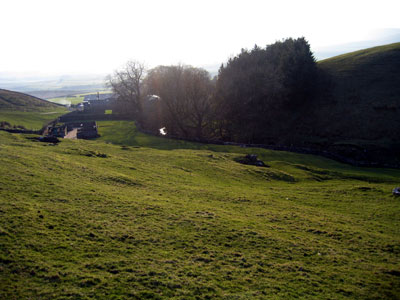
[1,0,399,75]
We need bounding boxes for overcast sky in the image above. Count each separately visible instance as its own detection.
[1,0,399,76]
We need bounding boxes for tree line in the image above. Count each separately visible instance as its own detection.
[108,37,318,144]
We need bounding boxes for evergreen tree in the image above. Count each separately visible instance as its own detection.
[215,38,317,143]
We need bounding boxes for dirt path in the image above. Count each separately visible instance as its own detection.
[64,128,77,139]
[39,111,62,114]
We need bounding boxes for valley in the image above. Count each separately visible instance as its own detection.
[1,41,399,299]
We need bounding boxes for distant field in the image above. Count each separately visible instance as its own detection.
[0,107,68,130]
[47,90,112,105]
[47,96,85,105]
[78,90,111,96]
[0,88,69,129]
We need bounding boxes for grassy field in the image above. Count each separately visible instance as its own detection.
[1,122,400,299]
[0,88,68,129]
[47,91,112,105]
[78,91,111,96]
[47,96,85,105]
[0,108,67,130]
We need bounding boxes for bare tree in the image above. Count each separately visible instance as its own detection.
[183,67,214,138]
[108,61,146,119]
[145,65,214,139]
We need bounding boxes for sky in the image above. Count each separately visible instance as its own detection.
[0,0,399,76]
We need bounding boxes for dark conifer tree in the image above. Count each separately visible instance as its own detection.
[215,37,317,143]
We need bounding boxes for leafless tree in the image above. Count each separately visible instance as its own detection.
[108,60,146,119]
[145,65,214,139]
[183,67,214,138]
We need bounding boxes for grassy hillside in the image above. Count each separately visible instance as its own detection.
[0,110,67,130]
[0,89,67,129]
[0,89,61,111]
[319,43,400,73]
[287,43,400,166]
[1,127,400,299]
[314,43,400,142]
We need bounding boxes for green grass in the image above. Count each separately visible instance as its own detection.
[0,88,62,111]
[311,42,400,152]
[96,121,400,178]
[78,91,111,96]
[318,42,400,74]
[97,120,204,150]
[47,91,112,106]
[1,122,400,299]
[0,108,67,130]
[47,96,85,105]
[0,88,68,129]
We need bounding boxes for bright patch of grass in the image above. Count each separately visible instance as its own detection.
[47,91,112,105]
[77,90,111,96]
[47,96,85,105]
[0,107,68,130]
[318,42,400,73]
[97,120,205,150]
[0,88,67,129]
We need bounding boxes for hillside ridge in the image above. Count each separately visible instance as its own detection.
[318,42,400,65]
[292,42,400,166]
[0,88,63,111]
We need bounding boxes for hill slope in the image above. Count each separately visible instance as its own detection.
[0,88,67,129]
[0,88,62,111]
[297,43,400,165]
[315,42,400,140]
[1,129,400,299]
[319,42,400,74]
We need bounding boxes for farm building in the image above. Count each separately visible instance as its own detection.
[83,99,115,112]
[46,125,67,137]
[76,121,99,139]
[82,93,116,113]
[83,93,114,101]
[47,121,98,139]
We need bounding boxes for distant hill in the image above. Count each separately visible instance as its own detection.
[0,89,67,130]
[314,42,400,139]
[0,72,107,99]
[0,88,62,111]
[300,42,400,165]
